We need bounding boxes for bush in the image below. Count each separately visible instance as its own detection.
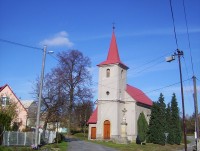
[137,112,148,142]
[54,133,64,143]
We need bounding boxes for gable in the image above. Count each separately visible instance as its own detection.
[0,84,27,113]
[126,84,153,106]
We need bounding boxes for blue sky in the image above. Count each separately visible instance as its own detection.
[0,0,199,115]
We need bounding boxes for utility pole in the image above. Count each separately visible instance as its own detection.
[177,50,187,151]
[34,46,53,149]
[166,49,187,151]
[35,45,47,149]
[193,75,199,150]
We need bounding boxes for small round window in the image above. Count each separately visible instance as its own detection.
[106,91,110,95]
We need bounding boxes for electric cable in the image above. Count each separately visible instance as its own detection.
[0,38,42,50]
[169,0,179,49]
[182,0,195,76]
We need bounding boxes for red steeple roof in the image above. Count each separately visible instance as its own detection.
[98,31,128,69]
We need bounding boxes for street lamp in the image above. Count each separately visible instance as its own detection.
[34,45,53,148]
[166,49,187,151]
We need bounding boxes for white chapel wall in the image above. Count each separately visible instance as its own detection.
[124,91,137,141]
[96,101,120,139]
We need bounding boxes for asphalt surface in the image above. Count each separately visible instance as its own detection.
[177,136,196,151]
[66,136,196,151]
[66,138,118,151]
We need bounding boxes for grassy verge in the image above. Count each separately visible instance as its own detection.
[0,141,68,151]
[40,141,68,151]
[73,133,184,151]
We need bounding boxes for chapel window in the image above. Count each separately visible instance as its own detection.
[121,70,123,79]
[106,69,110,78]
[106,91,110,95]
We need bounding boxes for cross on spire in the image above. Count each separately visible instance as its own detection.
[112,22,115,31]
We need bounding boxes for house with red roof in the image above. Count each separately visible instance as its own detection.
[0,84,28,131]
[87,29,153,142]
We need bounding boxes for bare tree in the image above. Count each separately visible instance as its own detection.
[32,50,93,133]
[55,50,93,134]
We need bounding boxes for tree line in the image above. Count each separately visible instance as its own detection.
[137,93,182,145]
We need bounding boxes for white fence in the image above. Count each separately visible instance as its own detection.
[2,130,56,146]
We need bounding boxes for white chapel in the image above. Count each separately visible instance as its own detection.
[88,29,153,142]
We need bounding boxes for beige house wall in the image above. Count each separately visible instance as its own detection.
[0,85,27,131]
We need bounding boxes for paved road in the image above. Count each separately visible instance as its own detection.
[177,136,196,151]
[66,136,196,151]
[66,138,118,151]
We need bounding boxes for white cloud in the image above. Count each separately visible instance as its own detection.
[40,31,74,47]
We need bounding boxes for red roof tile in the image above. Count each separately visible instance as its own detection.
[98,31,128,69]
[126,84,153,106]
[87,107,97,124]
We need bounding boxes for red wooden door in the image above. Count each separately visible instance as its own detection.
[104,120,110,139]
[91,127,96,139]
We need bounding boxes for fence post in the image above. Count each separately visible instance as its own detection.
[38,132,41,145]
[17,131,19,145]
[8,131,10,146]
[3,131,5,146]
[24,132,26,146]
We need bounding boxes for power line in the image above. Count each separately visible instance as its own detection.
[132,51,173,70]
[169,0,179,49]
[182,0,195,76]
[0,38,42,50]
[134,60,165,75]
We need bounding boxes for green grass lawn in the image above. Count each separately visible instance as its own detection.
[0,141,68,151]
[73,133,184,151]
[40,141,68,151]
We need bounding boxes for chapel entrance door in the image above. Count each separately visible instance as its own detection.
[103,120,110,139]
[91,127,96,139]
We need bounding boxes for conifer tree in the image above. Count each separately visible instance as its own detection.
[166,103,174,144]
[157,93,166,145]
[147,102,159,143]
[137,112,148,142]
[147,93,167,145]
[171,93,182,145]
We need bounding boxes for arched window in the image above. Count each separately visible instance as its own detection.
[106,69,110,77]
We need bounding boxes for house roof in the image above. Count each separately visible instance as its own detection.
[0,84,7,92]
[0,84,27,113]
[87,107,97,124]
[126,84,153,106]
[20,100,34,109]
[98,31,128,69]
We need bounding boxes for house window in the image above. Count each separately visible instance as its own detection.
[121,70,123,79]
[106,69,110,78]
[1,97,9,106]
